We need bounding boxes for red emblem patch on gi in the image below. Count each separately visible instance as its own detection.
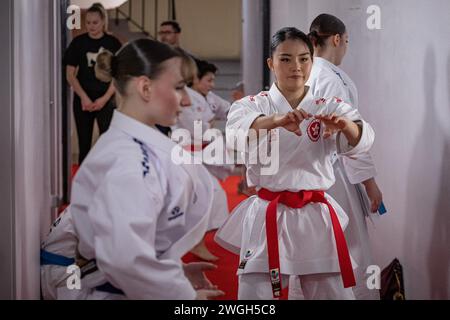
[249,95,255,102]
[307,119,321,142]
[315,98,326,105]
[260,92,268,97]
[334,96,343,103]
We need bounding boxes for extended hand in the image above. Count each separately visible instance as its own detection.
[273,108,312,136]
[195,288,225,300]
[183,262,217,290]
[315,113,349,139]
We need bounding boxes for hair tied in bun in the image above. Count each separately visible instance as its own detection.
[95,50,114,83]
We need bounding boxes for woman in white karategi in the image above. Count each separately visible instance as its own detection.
[172,59,232,261]
[40,39,224,300]
[294,13,382,300]
[174,60,231,146]
[215,27,375,300]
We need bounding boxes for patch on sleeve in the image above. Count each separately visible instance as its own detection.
[315,98,327,105]
[133,138,150,177]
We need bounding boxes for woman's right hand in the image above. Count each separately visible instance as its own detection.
[195,288,225,300]
[272,108,312,136]
[81,96,94,111]
[183,262,217,290]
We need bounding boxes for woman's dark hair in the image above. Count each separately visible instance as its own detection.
[309,14,346,47]
[195,59,217,80]
[87,3,106,20]
[270,27,314,58]
[95,39,181,95]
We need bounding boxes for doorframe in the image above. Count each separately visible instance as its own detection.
[0,0,15,300]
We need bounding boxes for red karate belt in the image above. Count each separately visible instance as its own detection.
[257,188,356,298]
[183,143,209,152]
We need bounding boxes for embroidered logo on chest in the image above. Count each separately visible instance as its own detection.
[307,119,321,142]
[168,206,184,221]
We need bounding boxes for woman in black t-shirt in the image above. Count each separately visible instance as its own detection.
[64,4,122,164]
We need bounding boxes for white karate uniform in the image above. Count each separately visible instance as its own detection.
[40,207,93,300]
[205,91,231,122]
[201,91,234,180]
[171,88,232,230]
[303,57,380,300]
[174,87,215,144]
[41,111,216,299]
[173,88,231,141]
[215,83,375,299]
[239,272,354,300]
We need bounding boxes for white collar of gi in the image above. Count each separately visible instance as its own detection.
[110,110,176,153]
[269,82,313,112]
[314,57,340,72]
[313,57,347,82]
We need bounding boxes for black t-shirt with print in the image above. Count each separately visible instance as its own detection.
[64,33,122,98]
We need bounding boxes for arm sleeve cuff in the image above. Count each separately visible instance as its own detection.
[337,119,375,157]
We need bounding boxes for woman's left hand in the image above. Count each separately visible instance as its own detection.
[183,262,218,290]
[315,113,349,139]
[363,178,383,213]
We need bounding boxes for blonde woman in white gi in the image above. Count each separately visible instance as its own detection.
[171,60,232,261]
[40,39,224,300]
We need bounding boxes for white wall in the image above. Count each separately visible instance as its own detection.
[269,0,450,299]
[271,0,309,34]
